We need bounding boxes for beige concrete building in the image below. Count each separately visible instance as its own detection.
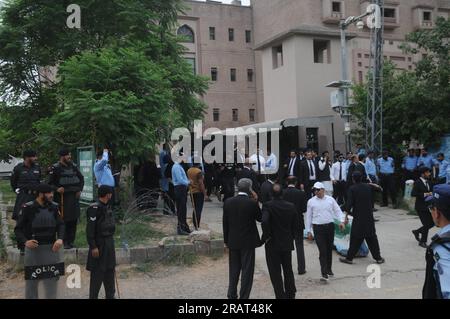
[178,0,450,153]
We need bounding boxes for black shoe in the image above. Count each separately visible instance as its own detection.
[380,204,388,207]
[412,230,421,242]
[376,258,385,264]
[419,242,427,248]
[327,271,334,277]
[373,208,378,212]
[339,257,353,264]
[177,229,190,236]
[298,270,306,275]
[320,274,329,283]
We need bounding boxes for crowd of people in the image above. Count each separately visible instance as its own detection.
[7,143,450,299]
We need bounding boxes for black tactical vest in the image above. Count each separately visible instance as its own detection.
[58,164,81,187]
[17,164,41,190]
[423,232,450,299]
[97,204,115,237]
[31,205,57,244]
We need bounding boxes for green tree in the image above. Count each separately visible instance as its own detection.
[0,0,208,166]
[351,17,450,152]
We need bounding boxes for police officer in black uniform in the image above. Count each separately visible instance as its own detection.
[86,185,116,299]
[11,150,41,221]
[48,148,84,249]
[14,184,65,299]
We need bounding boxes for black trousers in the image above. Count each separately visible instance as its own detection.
[64,220,77,246]
[205,174,214,197]
[347,234,382,261]
[227,248,255,299]
[379,174,397,206]
[174,185,189,230]
[304,180,317,199]
[313,223,335,276]
[89,268,115,299]
[265,246,296,299]
[294,237,306,273]
[333,181,346,206]
[416,209,435,243]
[191,192,204,229]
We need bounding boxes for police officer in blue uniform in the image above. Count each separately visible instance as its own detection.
[11,150,41,221]
[86,185,116,299]
[423,184,450,299]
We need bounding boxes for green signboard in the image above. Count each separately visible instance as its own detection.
[77,146,95,204]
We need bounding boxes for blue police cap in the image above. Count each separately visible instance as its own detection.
[426,184,450,213]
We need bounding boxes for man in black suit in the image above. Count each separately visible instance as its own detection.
[260,174,277,204]
[261,184,300,299]
[346,154,368,188]
[223,178,262,299]
[283,150,301,185]
[300,150,319,199]
[282,176,307,275]
[412,167,435,248]
[235,158,261,198]
[339,172,385,265]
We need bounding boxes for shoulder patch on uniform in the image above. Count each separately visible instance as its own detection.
[89,216,97,221]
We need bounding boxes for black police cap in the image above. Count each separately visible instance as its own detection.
[98,185,113,197]
[23,149,37,158]
[58,148,70,156]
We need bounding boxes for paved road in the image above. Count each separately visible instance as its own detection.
[0,198,436,299]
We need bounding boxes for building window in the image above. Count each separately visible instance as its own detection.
[213,108,220,122]
[358,71,363,84]
[209,27,215,40]
[384,8,396,19]
[249,109,256,122]
[230,68,236,82]
[247,69,254,82]
[185,58,196,74]
[313,39,331,64]
[423,11,432,21]
[245,30,252,43]
[272,45,284,69]
[177,25,195,43]
[357,53,362,58]
[332,1,342,13]
[211,67,218,81]
[229,28,234,41]
[232,109,238,122]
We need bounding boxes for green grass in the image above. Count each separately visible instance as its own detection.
[0,179,15,204]
[74,208,167,249]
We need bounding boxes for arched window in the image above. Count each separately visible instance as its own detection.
[177,25,195,43]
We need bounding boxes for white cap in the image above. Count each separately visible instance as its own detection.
[313,182,325,190]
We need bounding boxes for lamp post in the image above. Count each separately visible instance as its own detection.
[328,5,381,153]
[339,12,373,153]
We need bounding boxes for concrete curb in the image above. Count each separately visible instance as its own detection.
[2,202,224,266]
